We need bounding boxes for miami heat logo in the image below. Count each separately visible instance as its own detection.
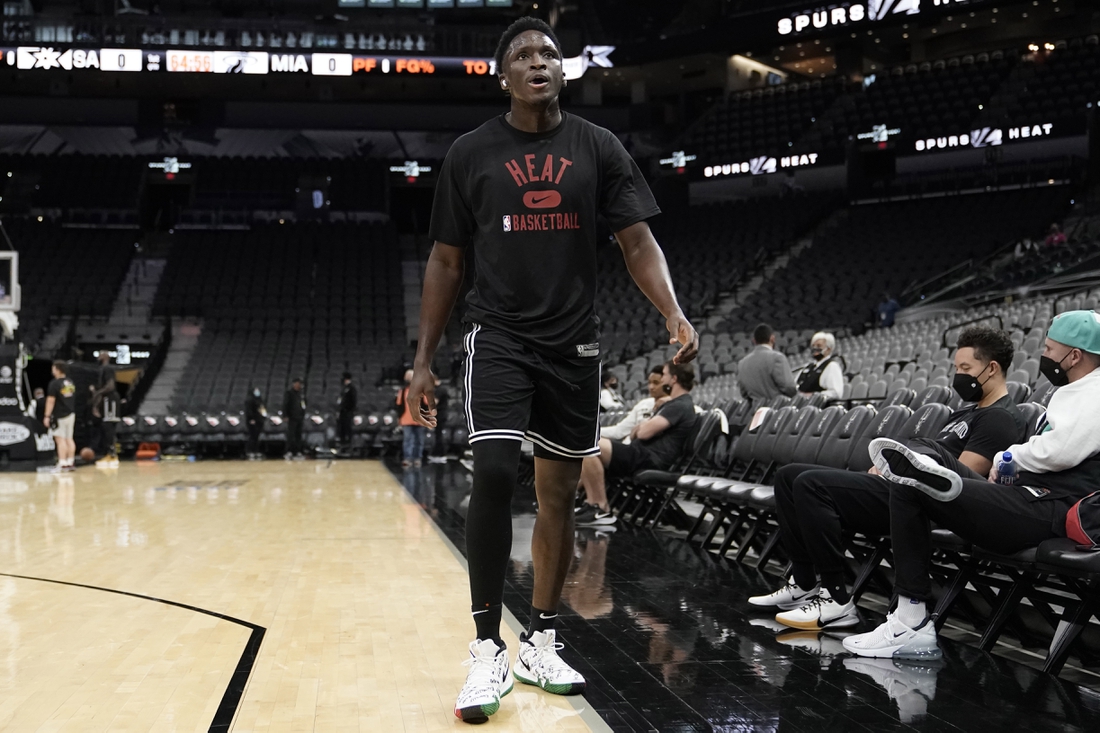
[503,153,580,231]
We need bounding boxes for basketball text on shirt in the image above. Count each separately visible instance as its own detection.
[502,153,580,232]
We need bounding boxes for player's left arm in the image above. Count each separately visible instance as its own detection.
[615,221,698,364]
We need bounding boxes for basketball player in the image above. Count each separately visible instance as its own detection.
[406,17,698,724]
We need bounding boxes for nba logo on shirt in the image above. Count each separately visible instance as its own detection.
[502,215,511,232]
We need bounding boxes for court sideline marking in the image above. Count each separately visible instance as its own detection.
[0,571,265,733]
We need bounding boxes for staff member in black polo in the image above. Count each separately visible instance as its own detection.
[795,331,845,400]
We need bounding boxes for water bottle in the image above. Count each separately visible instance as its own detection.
[997,452,1018,485]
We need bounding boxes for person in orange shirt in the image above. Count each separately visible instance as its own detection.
[397,369,426,467]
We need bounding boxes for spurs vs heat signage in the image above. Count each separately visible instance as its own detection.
[778,0,987,37]
[0,44,611,80]
[703,153,820,178]
[914,122,1054,152]
[660,151,698,173]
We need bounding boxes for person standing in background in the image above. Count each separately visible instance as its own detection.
[90,351,120,464]
[44,361,76,472]
[283,377,306,460]
[337,372,357,449]
[397,369,425,468]
[245,387,267,460]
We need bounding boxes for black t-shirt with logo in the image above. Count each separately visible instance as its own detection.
[429,112,661,359]
[47,377,76,419]
[640,394,698,468]
[930,395,1027,460]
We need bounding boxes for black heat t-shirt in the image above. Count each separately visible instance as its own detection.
[929,395,1027,460]
[639,394,698,468]
[429,112,661,359]
[47,377,76,419]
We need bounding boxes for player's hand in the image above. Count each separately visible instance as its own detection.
[666,311,698,364]
[407,366,438,428]
[42,417,50,429]
[988,466,999,483]
[868,466,883,476]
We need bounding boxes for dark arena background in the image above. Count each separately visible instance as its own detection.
[2,0,1100,730]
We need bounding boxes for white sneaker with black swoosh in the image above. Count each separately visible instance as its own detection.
[775,588,860,630]
[514,630,586,695]
[454,638,512,724]
[748,578,820,610]
[842,611,942,661]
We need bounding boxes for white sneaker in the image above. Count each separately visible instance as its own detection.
[514,630,586,695]
[455,639,512,723]
[748,578,820,610]
[869,438,962,502]
[775,588,860,630]
[843,657,942,724]
[842,611,942,660]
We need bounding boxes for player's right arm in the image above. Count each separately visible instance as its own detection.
[408,242,466,428]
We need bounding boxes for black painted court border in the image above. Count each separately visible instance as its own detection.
[0,572,265,733]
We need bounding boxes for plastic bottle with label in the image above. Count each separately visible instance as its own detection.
[997,451,1018,486]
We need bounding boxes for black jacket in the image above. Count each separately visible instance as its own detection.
[339,382,357,417]
[284,389,306,420]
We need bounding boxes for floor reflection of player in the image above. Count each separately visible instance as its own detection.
[559,530,614,620]
[631,610,698,689]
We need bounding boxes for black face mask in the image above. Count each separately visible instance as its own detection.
[811,348,824,359]
[952,366,991,403]
[1040,351,1073,387]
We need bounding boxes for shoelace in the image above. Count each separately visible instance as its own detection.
[526,640,573,678]
[796,595,830,615]
[459,651,503,699]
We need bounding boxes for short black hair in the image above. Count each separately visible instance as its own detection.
[752,324,774,345]
[956,326,1014,374]
[342,372,352,381]
[665,362,696,391]
[603,373,617,386]
[52,359,67,375]
[494,17,562,76]
[648,364,665,377]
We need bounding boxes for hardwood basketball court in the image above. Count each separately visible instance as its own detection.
[0,461,604,732]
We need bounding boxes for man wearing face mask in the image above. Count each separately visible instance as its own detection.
[796,331,845,401]
[845,312,1100,661]
[245,386,267,460]
[748,327,1026,631]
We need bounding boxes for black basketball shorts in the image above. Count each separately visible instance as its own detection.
[463,324,601,460]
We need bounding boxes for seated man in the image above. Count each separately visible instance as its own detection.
[844,310,1100,660]
[748,327,1026,630]
[576,362,698,526]
[601,365,667,442]
[738,323,797,409]
[796,331,846,401]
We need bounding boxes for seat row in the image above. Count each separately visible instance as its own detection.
[606,396,1100,676]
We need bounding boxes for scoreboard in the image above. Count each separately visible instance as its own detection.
[0,46,500,78]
